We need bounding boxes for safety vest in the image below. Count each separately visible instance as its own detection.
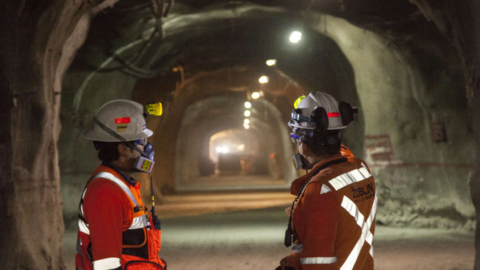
[291,153,376,270]
[75,167,166,270]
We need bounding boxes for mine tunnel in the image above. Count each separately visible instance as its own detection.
[1,0,480,269]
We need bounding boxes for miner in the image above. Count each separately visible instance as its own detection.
[278,92,376,270]
[75,99,167,270]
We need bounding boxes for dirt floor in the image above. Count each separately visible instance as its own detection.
[63,192,475,270]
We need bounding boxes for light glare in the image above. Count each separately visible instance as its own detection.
[266,59,277,66]
[244,119,250,124]
[243,123,250,130]
[289,31,302,43]
[244,110,251,117]
[237,144,245,150]
[251,92,260,99]
[259,76,269,84]
[244,101,252,109]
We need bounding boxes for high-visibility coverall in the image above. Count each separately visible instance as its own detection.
[282,147,376,270]
[75,165,167,270]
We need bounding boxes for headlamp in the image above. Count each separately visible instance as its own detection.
[145,102,163,116]
[293,94,306,109]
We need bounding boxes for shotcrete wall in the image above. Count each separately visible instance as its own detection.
[307,14,475,228]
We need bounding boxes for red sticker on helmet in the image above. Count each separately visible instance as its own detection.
[327,113,340,118]
[115,117,131,124]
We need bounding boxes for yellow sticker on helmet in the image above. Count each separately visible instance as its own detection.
[293,95,306,109]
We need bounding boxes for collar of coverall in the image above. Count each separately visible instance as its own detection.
[289,152,345,195]
[103,162,139,187]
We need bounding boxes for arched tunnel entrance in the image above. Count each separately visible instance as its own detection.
[2,0,480,269]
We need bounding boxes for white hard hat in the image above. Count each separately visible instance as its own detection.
[83,99,153,142]
[288,92,350,132]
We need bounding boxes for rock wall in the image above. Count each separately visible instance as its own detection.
[0,0,118,268]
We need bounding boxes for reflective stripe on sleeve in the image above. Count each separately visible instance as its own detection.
[320,184,332,194]
[78,219,90,235]
[301,257,337,265]
[329,168,372,191]
[93,257,121,270]
[340,192,377,270]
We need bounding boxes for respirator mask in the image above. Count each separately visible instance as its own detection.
[290,133,313,170]
[131,138,155,173]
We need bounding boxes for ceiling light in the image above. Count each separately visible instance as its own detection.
[237,144,245,150]
[266,59,277,66]
[243,123,250,130]
[244,101,252,109]
[251,92,260,99]
[259,76,269,84]
[289,31,302,43]
[244,110,251,117]
[244,119,250,124]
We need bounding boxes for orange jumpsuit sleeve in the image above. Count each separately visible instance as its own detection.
[83,180,131,263]
[298,182,339,270]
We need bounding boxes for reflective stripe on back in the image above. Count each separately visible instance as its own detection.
[91,172,139,207]
[329,167,372,191]
[340,192,377,270]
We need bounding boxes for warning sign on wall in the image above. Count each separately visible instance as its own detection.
[365,135,395,165]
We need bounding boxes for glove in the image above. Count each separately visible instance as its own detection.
[276,267,295,270]
[279,254,302,270]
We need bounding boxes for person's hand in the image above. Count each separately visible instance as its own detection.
[285,207,292,217]
[279,255,301,270]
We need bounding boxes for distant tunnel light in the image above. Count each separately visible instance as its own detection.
[244,101,252,109]
[244,110,251,117]
[216,146,229,153]
[243,123,250,130]
[289,31,302,43]
[266,59,277,66]
[251,92,261,99]
[244,118,250,124]
[259,76,269,84]
[237,144,245,151]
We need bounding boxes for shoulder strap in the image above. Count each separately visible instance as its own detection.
[90,172,139,207]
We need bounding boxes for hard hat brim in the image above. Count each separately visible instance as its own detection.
[83,128,153,142]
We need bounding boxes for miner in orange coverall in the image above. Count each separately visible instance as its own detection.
[278,92,376,270]
[76,100,167,270]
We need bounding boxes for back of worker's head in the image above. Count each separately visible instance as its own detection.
[289,91,358,158]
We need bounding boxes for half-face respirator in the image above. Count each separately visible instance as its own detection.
[132,138,155,173]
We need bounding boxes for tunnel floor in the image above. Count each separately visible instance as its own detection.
[63,193,474,270]
[179,175,287,191]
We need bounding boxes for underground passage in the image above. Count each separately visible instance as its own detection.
[1,0,480,269]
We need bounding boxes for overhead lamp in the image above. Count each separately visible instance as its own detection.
[244,118,250,124]
[289,31,302,43]
[244,101,252,109]
[244,110,251,117]
[251,92,261,99]
[266,59,277,66]
[259,76,269,84]
[243,123,250,130]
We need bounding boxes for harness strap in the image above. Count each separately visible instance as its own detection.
[91,172,139,207]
